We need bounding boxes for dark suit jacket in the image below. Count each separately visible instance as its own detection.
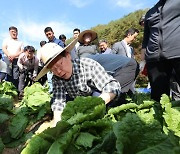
[112,40,134,58]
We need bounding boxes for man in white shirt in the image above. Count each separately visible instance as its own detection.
[70,28,80,59]
[36,41,47,86]
[2,26,24,88]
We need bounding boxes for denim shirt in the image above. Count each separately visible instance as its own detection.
[88,54,131,75]
[49,37,65,48]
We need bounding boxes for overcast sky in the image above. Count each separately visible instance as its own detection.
[0,0,157,49]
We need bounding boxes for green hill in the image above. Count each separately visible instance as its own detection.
[91,9,148,55]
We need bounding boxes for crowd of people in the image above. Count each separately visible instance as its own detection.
[0,0,179,127]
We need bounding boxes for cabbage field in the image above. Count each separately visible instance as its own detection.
[0,81,180,154]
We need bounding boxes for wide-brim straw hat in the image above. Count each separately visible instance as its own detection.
[35,38,78,81]
[78,30,97,44]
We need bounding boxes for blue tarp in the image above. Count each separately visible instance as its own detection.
[136,88,151,93]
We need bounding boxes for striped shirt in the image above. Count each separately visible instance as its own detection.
[51,58,121,111]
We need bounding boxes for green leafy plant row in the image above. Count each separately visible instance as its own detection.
[21,95,180,154]
[0,82,51,153]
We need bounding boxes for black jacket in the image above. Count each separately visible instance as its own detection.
[142,0,180,62]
